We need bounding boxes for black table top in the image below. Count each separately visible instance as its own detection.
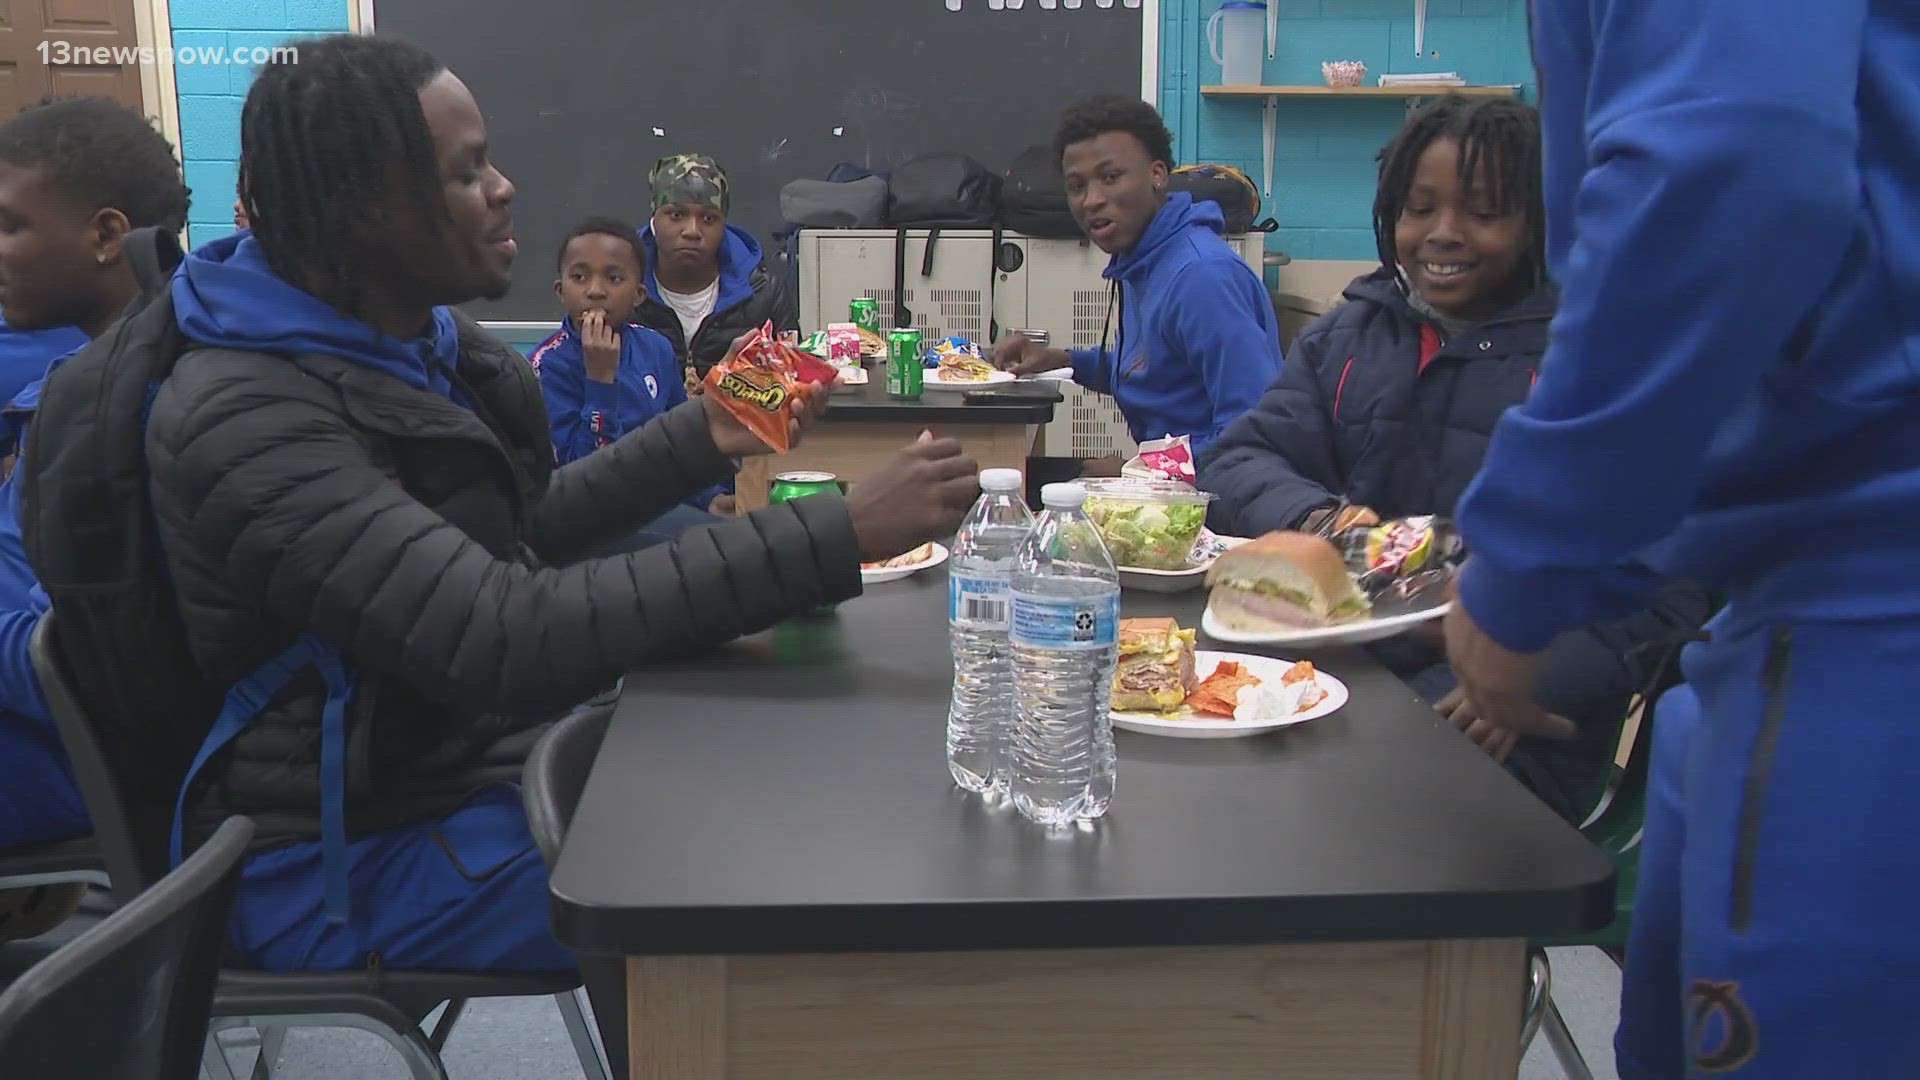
[550,567,1615,956]
[823,367,1059,423]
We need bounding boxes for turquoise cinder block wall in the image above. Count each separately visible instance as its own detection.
[172,0,351,247]
[1157,0,1536,261]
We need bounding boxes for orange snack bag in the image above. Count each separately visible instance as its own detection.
[700,322,836,452]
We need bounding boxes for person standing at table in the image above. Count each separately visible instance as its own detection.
[25,35,982,1078]
[1439,3,1920,1076]
[990,94,1282,475]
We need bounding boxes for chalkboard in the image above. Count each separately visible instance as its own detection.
[372,0,1143,322]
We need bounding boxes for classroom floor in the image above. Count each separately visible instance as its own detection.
[4,888,1627,1079]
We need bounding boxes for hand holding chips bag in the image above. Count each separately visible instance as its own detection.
[700,322,838,452]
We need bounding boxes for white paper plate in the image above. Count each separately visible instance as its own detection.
[922,369,1016,392]
[860,542,949,585]
[1201,598,1450,648]
[1111,651,1348,739]
[1116,535,1249,594]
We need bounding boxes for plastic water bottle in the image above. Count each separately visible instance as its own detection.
[1009,482,1121,826]
[946,468,1034,796]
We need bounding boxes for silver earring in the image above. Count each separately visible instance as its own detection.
[95,253,107,265]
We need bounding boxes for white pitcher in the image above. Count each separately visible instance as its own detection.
[1207,1,1267,86]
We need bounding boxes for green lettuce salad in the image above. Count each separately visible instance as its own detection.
[1083,479,1215,570]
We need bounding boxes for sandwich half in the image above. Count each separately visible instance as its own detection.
[1112,617,1198,712]
[1205,532,1372,632]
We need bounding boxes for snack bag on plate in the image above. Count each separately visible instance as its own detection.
[1331,515,1466,601]
[700,321,837,452]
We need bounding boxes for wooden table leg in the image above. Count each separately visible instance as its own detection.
[734,422,1034,513]
[628,938,1524,1079]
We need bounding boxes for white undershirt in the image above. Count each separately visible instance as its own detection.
[658,277,719,346]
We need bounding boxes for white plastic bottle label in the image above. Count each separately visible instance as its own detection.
[950,573,1010,630]
[1008,591,1120,650]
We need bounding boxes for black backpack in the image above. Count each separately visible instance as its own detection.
[21,226,355,919]
[886,152,1002,228]
[771,163,894,299]
[1167,164,1277,235]
[998,144,1081,239]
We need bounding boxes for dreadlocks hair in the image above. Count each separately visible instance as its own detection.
[0,96,190,233]
[1052,93,1177,172]
[239,34,448,323]
[1372,95,1546,288]
[555,216,645,272]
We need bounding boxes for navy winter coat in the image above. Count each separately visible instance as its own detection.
[1202,268,1552,536]
[1199,268,1714,821]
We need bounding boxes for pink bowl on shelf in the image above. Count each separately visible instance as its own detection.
[1322,60,1367,88]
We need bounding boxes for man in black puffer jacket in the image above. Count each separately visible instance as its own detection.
[139,35,978,1076]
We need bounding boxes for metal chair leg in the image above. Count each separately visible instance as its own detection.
[1543,996,1596,1080]
[247,1024,286,1080]
[426,998,467,1053]
[556,988,610,1080]
[1520,946,1550,1055]
[201,1031,239,1080]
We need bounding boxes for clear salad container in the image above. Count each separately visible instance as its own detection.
[1081,478,1216,571]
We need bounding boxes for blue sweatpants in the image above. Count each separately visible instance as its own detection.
[0,722,88,851]
[1616,610,1920,1077]
[226,785,574,974]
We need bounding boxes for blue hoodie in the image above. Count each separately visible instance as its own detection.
[639,222,762,321]
[1454,0,1920,653]
[0,318,85,409]
[528,317,729,508]
[1066,193,1282,454]
[0,360,85,848]
[171,232,467,409]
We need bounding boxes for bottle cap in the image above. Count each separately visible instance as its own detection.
[1040,482,1087,509]
[979,468,1023,493]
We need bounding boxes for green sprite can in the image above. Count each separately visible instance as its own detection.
[849,297,880,335]
[769,470,841,505]
[770,471,844,615]
[887,327,924,400]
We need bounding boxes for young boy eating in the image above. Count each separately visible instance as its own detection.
[1200,97,1712,822]
[532,217,732,527]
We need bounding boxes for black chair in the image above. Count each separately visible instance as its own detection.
[29,614,604,1080]
[0,815,252,1080]
[522,707,626,1079]
[0,838,106,894]
[0,837,107,947]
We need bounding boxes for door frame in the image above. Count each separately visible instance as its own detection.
[128,0,182,152]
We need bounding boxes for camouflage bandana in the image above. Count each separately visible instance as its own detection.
[649,153,730,215]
